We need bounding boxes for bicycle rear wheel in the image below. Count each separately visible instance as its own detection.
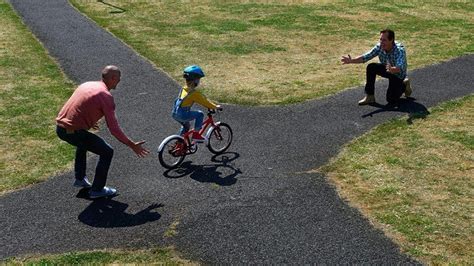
[158,136,186,169]
[206,122,233,154]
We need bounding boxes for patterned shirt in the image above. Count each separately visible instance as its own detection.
[362,41,407,79]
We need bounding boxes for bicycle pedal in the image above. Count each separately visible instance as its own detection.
[188,143,198,153]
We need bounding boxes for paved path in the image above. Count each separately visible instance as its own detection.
[2,0,473,263]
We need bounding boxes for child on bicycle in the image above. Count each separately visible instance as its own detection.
[172,65,221,142]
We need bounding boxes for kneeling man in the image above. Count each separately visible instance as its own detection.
[341,29,412,105]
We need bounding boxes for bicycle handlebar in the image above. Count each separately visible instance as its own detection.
[207,107,223,115]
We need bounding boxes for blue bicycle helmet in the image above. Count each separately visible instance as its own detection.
[183,65,205,80]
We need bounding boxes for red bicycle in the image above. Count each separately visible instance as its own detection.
[158,109,233,169]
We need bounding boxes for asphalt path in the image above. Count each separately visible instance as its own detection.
[2,0,473,263]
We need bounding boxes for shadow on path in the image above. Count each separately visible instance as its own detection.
[362,98,430,124]
[5,0,472,261]
[78,198,162,228]
[163,152,242,186]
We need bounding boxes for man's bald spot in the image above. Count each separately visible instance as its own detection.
[102,65,121,80]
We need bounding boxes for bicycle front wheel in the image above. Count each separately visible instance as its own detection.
[158,136,186,169]
[206,122,233,154]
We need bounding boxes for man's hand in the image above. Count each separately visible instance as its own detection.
[341,54,352,64]
[386,63,399,74]
[130,140,150,158]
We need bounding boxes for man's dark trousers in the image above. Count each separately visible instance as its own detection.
[365,62,406,104]
[56,126,114,191]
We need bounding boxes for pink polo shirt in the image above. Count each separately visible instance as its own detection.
[56,81,130,144]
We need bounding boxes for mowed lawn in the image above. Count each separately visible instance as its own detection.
[321,95,473,264]
[69,1,474,264]
[71,1,473,105]
[0,1,75,193]
[0,2,192,263]
[1,0,472,264]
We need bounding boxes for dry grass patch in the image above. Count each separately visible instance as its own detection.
[0,1,75,194]
[320,95,474,264]
[5,247,196,265]
[71,0,473,105]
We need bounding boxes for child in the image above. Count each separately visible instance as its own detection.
[172,65,221,142]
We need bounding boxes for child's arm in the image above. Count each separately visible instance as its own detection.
[193,91,218,109]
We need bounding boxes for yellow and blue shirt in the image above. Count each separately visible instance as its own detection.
[179,86,218,109]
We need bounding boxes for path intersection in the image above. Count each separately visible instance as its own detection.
[2,0,473,264]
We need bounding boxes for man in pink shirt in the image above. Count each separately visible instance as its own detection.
[56,65,149,199]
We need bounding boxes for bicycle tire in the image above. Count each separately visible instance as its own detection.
[206,122,233,154]
[158,135,186,169]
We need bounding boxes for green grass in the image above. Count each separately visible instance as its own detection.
[2,0,474,264]
[438,130,474,149]
[71,0,473,105]
[4,247,192,265]
[0,3,193,263]
[321,94,474,264]
[0,1,75,193]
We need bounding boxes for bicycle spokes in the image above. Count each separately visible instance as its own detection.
[213,128,223,140]
[158,110,232,169]
[207,123,233,154]
[158,136,187,169]
[170,142,186,156]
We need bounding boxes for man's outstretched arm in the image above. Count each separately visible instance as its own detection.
[342,44,380,65]
[104,107,150,158]
[341,54,364,64]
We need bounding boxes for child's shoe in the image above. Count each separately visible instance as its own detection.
[192,131,205,143]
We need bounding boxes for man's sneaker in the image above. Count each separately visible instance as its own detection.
[358,94,375,105]
[403,78,412,97]
[89,186,117,199]
[192,131,205,143]
[73,177,92,188]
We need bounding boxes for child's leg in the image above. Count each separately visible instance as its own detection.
[189,110,204,131]
[179,121,190,135]
[174,108,192,135]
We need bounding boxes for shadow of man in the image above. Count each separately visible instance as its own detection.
[362,98,430,124]
[78,198,162,228]
[163,152,242,186]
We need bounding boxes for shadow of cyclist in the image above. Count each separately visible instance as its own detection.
[163,152,242,186]
[362,98,430,124]
[78,198,162,228]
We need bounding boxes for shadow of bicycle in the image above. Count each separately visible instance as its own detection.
[163,152,242,186]
[362,98,430,124]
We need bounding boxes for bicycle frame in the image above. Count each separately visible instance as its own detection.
[179,111,220,153]
[158,109,232,169]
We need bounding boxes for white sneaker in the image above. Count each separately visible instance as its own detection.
[89,186,117,199]
[73,177,92,188]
